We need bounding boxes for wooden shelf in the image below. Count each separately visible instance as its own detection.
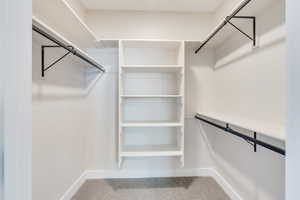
[121,145,183,157]
[121,121,183,128]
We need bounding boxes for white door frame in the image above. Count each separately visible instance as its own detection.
[287,1,300,200]
[1,0,32,200]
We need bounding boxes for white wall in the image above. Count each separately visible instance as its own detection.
[188,0,286,199]
[86,11,213,41]
[286,1,300,200]
[32,33,102,200]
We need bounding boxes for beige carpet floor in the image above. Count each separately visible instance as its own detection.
[72,177,231,200]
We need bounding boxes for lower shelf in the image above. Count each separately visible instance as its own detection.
[120,145,183,157]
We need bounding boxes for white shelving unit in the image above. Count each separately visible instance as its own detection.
[118,40,185,168]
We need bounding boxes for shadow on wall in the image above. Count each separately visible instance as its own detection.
[32,32,104,100]
[196,119,285,200]
[213,0,286,69]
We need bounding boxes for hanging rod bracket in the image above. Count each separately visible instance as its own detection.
[41,45,74,77]
[195,114,285,156]
[228,124,258,152]
[225,15,256,47]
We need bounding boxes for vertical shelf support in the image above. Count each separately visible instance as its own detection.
[253,132,257,152]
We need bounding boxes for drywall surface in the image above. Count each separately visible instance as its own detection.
[214,0,286,140]
[286,1,300,200]
[32,33,99,200]
[188,45,285,200]
[86,11,213,41]
[188,1,286,199]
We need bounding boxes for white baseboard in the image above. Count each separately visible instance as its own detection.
[59,172,87,200]
[85,168,212,179]
[60,168,242,200]
[209,169,242,200]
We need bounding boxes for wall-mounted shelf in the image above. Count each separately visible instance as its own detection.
[32,17,105,77]
[122,65,183,73]
[195,0,255,53]
[120,145,183,157]
[195,113,285,156]
[194,0,275,53]
[198,113,285,141]
[121,95,183,98]
[121,121,183,128]
[33,0,97,49]
[119,40,185,168]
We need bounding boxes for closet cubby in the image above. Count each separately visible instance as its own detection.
[122,98,182,123]
[121,40,184,66]
[118,40,185,167]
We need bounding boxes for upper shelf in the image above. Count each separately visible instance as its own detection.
[194,0,276,53]
[120,40,185,66]
[33,17,105,73]
[32,0,97,50]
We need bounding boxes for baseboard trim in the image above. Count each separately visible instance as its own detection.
[60,168,242,200]
[59,171,87,200]
[85,168,212,179]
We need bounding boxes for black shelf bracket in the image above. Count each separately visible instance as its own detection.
[33,24,105,78]
[225,16,256,47]
[195,0,256,54]
[41,45,74,77]
[226,123,257,152]
[195,114,285,156]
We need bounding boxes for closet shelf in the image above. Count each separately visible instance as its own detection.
[121,121,183,128]
[195,113,285,156]
[32,17,105,77]
[122,65,183,72]
[121,95,183,98]
[120,145,183,157]
[198,113,285,141]
[33,0,97,49]
[194,0,274,53]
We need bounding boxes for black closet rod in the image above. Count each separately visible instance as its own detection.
[195,114,285,156]
[195,0,253,54]
[32,24,105,73]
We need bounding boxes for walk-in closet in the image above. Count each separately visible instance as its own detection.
[3,0,297,199]
[31,0,286,199]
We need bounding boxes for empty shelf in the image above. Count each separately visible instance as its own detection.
[121,95,183,98]
[121,121,183,127]
[121,145,183,157]
[122,65,183,72]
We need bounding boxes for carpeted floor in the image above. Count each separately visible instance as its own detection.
[72,177,231,200]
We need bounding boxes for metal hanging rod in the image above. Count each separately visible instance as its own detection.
[32,24,105,77]
[195,0,255,54]
[195,114,285,156]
